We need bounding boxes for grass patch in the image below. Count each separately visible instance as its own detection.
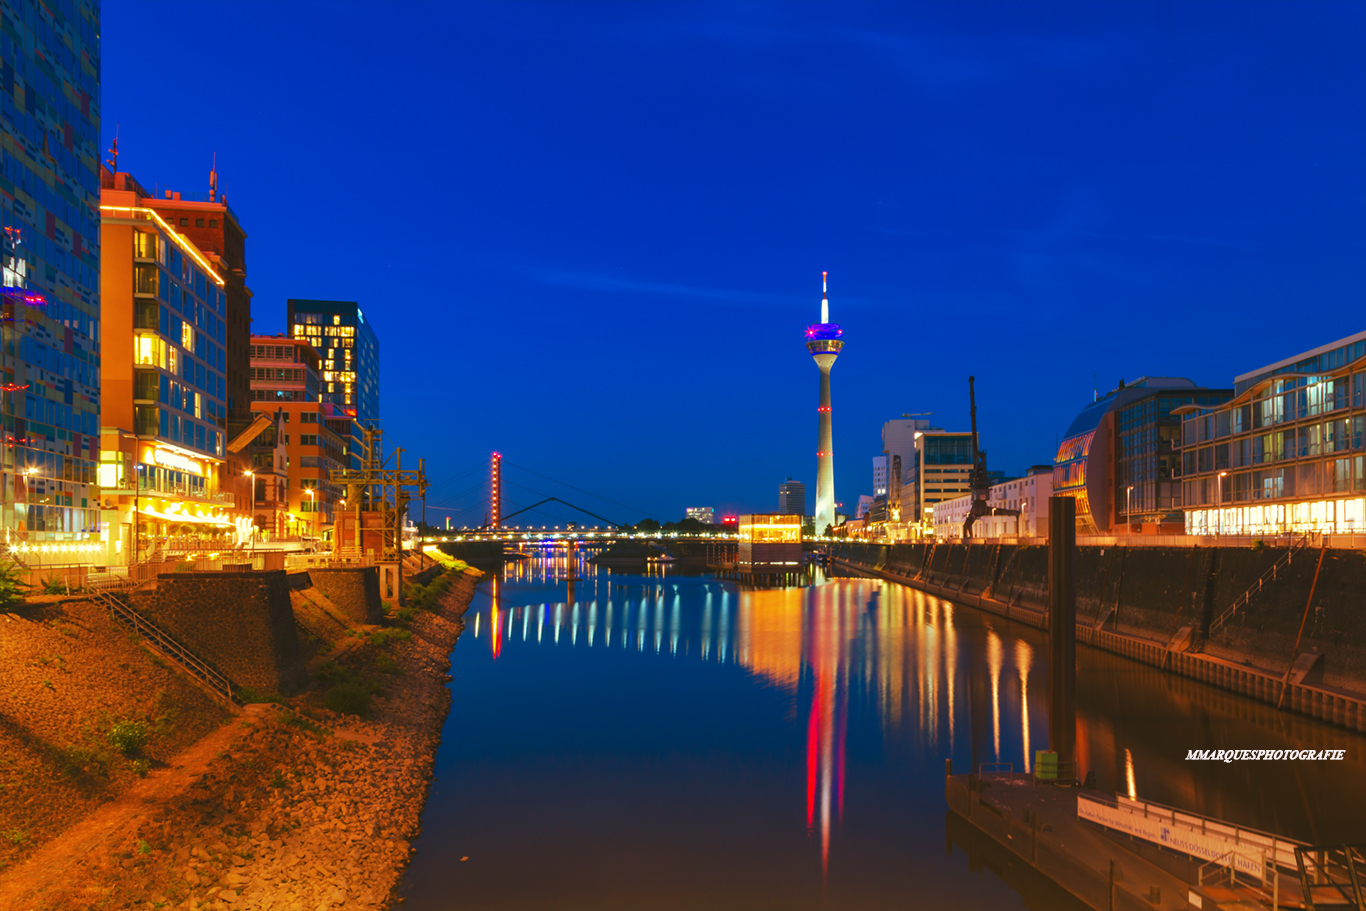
[236,688,288,705]
[368,628,412,649]
[1,829,27,845]
[315,660,384,718]
[375,653,401,675]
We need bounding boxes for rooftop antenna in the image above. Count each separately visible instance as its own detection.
[106,126,118,172]
[821,271,829,324]
[1093,371,1098,403]
[209,152,217,202]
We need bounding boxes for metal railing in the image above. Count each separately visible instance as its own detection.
[1294,842,1366,911]
[1198,849,1281,908]
[88,587,236,705]
[1208,533,1311,636]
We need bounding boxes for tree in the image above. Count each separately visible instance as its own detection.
[636,518,661,531]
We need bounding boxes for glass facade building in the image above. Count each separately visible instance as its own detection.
[286,299,378,470]
[1054,377,1231,535]
[99,171,238,561]
[1,0,102,558]
[1181,331,1366,536]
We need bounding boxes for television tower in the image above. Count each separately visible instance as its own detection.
[805,272,844,533]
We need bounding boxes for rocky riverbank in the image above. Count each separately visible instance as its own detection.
[0,567,481,911]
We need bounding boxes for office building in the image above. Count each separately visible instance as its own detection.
[897,430,974,537]
[249,335,348,539]
[854,494,874,519]
[804,273,843,532]
[933,465,1053,539]
[1,1,102,562]
[685,506,714,525]
[872,456,887,499]
[99,170,241,560]
[1181,332,1366,536]
[778,478,806,515]
[1054,377,1232,535]
[287,299,379,470]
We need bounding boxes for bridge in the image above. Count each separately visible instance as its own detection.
[418,453,743,544]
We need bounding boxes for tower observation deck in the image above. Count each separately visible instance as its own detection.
[805,272,844,534]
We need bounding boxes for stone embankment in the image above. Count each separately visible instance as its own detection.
[0,568,480,911]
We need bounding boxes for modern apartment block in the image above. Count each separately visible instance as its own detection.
[1180,331,1366,537]
[1054,377,1232,535]
[1,0,103,562]
[248,335,348,540]
[778,478,806,515]
[286,299,379,471]
[99,170,241,561]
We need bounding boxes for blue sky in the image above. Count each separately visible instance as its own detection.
[102,1,1365,524]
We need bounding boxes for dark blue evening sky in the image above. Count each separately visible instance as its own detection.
[102,1,1365,524]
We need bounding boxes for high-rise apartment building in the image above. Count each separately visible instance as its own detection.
[248,335,347,539]
[778,478,806,515]
[1,0,102,561]
[99,170,242,560]
[286,299,379,470]
[872,455,887,498]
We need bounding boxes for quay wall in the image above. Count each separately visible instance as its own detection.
[130,571,307,695]
[831,542,1366,731]
[303,566,384,624]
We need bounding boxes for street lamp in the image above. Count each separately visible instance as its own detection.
[307,488,316,547]
[1217,471,1228,538]
[244,470,256,553]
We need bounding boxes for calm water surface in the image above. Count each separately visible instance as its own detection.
[398,555,1366,910]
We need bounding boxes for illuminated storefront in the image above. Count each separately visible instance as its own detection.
[737,514,802,570]
[1180,331,1366,537]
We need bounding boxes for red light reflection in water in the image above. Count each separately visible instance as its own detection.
[804,586,848,878]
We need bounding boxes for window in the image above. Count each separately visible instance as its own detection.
[208,219,217,228]
[195,218,204,227]
[179,218,189,226]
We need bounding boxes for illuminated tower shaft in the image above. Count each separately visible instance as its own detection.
[805,273,844,533]
[490,452,502,528]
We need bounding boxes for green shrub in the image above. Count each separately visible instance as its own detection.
[1,828,27,845]
[106,720,149,755]
[324,681,371,717]
[130,758,150,777]
[42,576,70,595]
[270,769,289,788]
[1251,539,1266,551]
[396,607,416,623]
[0,561,29,608]
[375,653,401,675]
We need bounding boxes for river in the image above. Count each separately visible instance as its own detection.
[397,554,1366,910]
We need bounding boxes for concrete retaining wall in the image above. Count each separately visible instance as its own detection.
[831,541,1366,732]
[304,567,383,625]
[130,571,306,694]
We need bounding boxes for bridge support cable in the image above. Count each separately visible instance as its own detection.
[476,496,621,530]
[502,460,664,521]
[423,462,489,495]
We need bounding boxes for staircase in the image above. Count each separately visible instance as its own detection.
[88,581,237,706]
[1207,534,1311,637]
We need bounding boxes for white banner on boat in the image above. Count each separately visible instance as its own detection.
[1076,795,1268,878]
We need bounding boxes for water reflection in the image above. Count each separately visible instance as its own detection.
[404,557,1366,910]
